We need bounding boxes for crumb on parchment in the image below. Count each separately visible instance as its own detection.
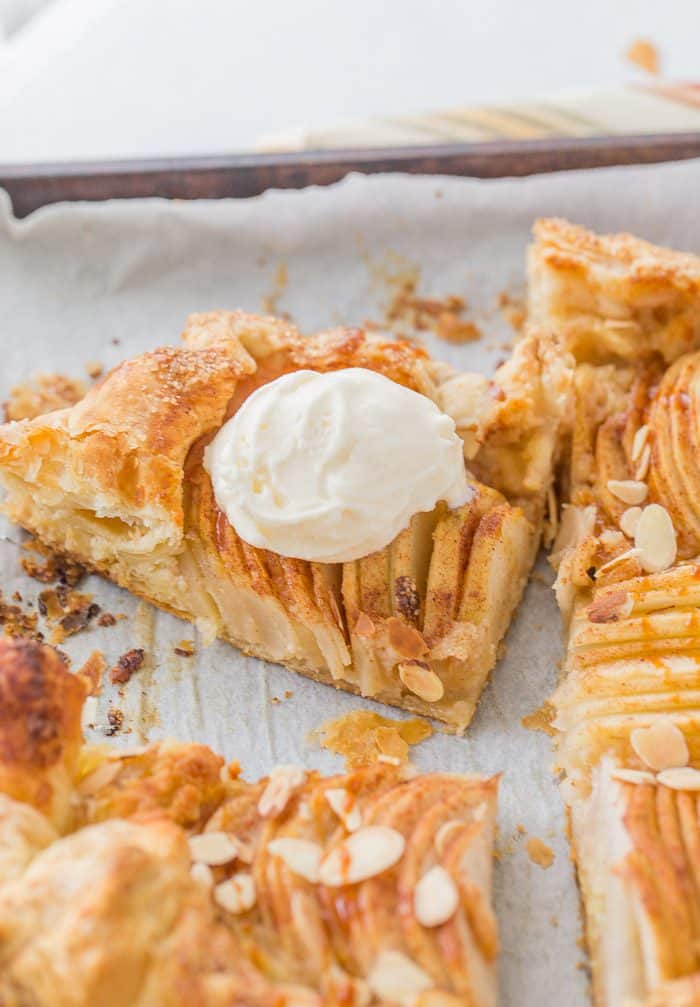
[3,373,86,422]
[312,709,432,769]
[110,648,146,685]
[624,37,660,74]
[527,837,555,869]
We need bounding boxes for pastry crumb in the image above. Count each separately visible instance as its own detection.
[3,373,86,421]
[313,709,432,769]
[497,291,526,332]
[0,589,42,641]
[105,706,124,736]
[97,612,117,627]
[527,837,554,869]
[521,702,557,736]
[110,648,145,685]
[77,650,106,696]
[37,586,100,642]
[85,360,103,379]
[174,639,195,657]
[624,37,660,74]
[21,539,86,587]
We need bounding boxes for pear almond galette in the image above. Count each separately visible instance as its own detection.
[0,636,499,1007]
[530,219,700,1006]
[0,313,570,731]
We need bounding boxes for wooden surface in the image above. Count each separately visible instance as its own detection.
[1,132,699,218]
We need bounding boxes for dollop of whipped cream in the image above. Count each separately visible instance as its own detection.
[204,368,470,563]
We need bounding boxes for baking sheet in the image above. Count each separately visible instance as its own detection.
[2,157,700,1006]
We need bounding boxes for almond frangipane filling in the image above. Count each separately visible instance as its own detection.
[0,637,500,1007]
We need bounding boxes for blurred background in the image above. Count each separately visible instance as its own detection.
[0,0,698,164]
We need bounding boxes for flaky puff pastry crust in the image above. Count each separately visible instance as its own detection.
[528,217,700,365]
[529,220,700,1007]
[0,312,570,731]
[0,638,500,1007]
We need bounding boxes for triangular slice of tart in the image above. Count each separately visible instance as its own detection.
[529,218,700,1005]
[0,636,500,1006]
[0,312,570,731]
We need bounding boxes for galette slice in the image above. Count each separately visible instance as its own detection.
[0,312,569,731]
[0,636,500,1007]
[529,218,700,1006]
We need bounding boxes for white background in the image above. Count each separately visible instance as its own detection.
[0,0,698,163]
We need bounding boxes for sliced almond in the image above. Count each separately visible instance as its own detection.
[319,826,405,886]
[267,837,323,883]
[387,617,429,659]
[399,662,444,703]
[610,768,657,785]
[631,424,650,462]
[258,764,307,818]
[630,720,689,772]
[606,480,648,506]
[366,950,432,1007]
[595,547,641,577]
[188,831,240,866]
[190,861,214,887]
[214,872,257,914]
[434,819,463,856]
[414,865,459,927]
[619,506,643,538]
[634,504,677,573]
[634,444,651,481]
[657,767,700,791]
[77,760,122,796]
[325,787,363,831]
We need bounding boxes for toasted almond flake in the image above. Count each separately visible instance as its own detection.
[607,479,648,506]
[611,768,657,785]
[414,864,459,927]
[229,836,255,864]
[434,819,463,856]
[267,838,323,882]
[387,617,429,659]
[190,861,214,887]
[366,950,431,1007]
[630,720,689,772]
[595,547,641,577]
[398,662,444,703]
[631,425,649,462]
[634,504,677,573]
[214,872,256,914]
[377,754,401,766]
[187,831,240,866]
[320,826,405,886]
[634,443,651,481]
[325,787,363,831]
[619,506,643,538]
[78,760,122,796]
[657,767,700,791]
[257,764,307,818]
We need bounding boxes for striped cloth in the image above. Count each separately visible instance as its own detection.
[258,83,700,151]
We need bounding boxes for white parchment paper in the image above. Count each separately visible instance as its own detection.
[2,158,700,1006]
